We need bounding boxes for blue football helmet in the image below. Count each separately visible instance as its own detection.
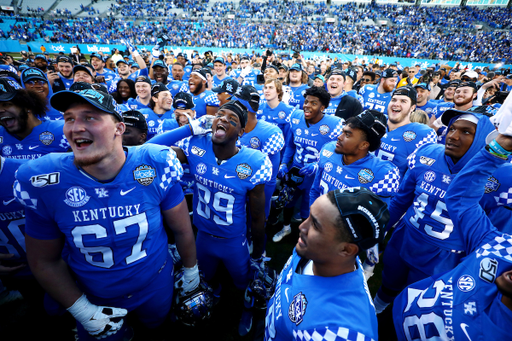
[173,270,213,326]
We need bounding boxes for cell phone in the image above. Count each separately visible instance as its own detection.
[257,74,265,84]
[71,47,78,54]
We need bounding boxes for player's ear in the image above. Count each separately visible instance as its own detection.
[359,140,370,151]
[238,127,245,138]
[115,122,126,136]
[338,242,359,258]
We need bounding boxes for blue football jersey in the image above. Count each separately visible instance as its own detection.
[192,90,220,118]
[265,250,378,341]
[239,120,285,183]
[126,97,150,111]
[393,233,512,341]
[58,74,74,90]
[180,134,272,238]
[283,111,344,169]
[140,108,175,140]
[229,69,259,87]
[390,144,466,252]
[376,123,437,178]
[257,101,295,139]
[14,144,184,298]
[480,161,512,234]
[166,80,189,97]
[96,69,116,84]
[212,75,232,88]
[0,120,70,160]
[359,84,393,115]
[310,141,400,206]
[288,84,309,110]
[431,100,454,119]
[0,157,28,273]
[416,100,438,118]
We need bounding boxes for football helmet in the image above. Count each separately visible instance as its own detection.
[173,270,213,327]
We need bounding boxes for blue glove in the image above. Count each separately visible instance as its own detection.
[277,164,288,179]
[299,162,318,176]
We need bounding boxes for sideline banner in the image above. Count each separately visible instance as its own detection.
[0,41,507,69]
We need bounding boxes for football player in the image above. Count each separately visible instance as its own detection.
[286,63,309,109]
[324,69,364,115]
[273,86,344,243]
[359,69,398,115]
[188,68,220,117]
[0,78,70,160]
[375,86,437,178]
[212,57,232,88]
[15,89,199,340]
[373,109,495,314]
[126,76,153,111]
[393,132,512,341]
[139,83,174,140]
[258,79,296,139]
[265,187,388,341]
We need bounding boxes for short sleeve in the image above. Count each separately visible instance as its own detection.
[250,155,273,186]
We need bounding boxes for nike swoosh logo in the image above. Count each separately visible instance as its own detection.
[3,198,15,206]
[224,175,236,179]
[242,240,247,246]
[29,146,39,150]
[311,133,318,136]
[461,323,472,341]
[120,187,136,196]
[345,175,355,179]
[391,138,401,142]
[285,288,289,302]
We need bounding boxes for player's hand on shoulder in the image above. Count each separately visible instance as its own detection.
[67,294,127,338]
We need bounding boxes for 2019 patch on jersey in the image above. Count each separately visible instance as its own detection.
[236,163,252,180]
[358,168,374,184]
[39,131,55,146]
[288,292,308,326]
[133,164,156,186]
[402,131,417,142]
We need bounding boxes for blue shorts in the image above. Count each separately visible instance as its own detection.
[196,231,250,290]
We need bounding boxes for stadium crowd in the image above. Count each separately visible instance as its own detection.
[1,2,512,341]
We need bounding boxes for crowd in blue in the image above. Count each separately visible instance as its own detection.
[2,1,511,64]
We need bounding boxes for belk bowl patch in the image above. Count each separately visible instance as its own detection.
[133,165,156,186]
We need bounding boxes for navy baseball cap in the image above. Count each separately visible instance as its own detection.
[116,59,129,66]
[0,78,19,101]
[73,65,94,78]
[69,82,94,92]
[266,65,279,74]
[152,59,167,69]
[456,81,478,91]
[173,92,195,110]
[289,63,302,72]
[392,86,417,105]
[329,68,345,78]
[56,55,73,64]
[51,89,122,122]
[123,110,148,131]
[135,75,151,85]
[440,108,478,127]
[332,187,389,250]
[447,80,461,88]
[414,83,431,91]
[34,54,47,62]
[382,69,398,78]
[151,82,169,97]
[230,84,260,113]
[213,57,225,64]
[21,67,47,83]
[344,68,357,83]
[212,78,239,95]
[90,53,105,63]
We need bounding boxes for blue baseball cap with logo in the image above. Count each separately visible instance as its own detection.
[21,67,47,83]
[414,83,432,91]
[51,89,123,122]
[289,63,303,72]
[0,78,19,101]
[152,59,167,69]
[90,53,105,63]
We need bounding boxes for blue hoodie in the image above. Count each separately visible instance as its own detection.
[20,67,61,121]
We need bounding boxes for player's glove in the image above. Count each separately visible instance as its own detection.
[277,164,288,179]
[188,115,214,136]
[250,256,270,275]
[123,40,137,54]
[175,263,200,294]
[67,294,127,339]
[299,162,318,176]
[239,66,251,79]
[151,45,161,59]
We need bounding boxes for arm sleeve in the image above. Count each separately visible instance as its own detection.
[146,124,192,146]
[309,166,323,207]
[280,119,296,166]
[386,161,418,230]
[446,148,505,254]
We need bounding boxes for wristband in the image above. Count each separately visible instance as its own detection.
[132,50,140,58]
[490,139,512,156]
[486,145,508,159]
